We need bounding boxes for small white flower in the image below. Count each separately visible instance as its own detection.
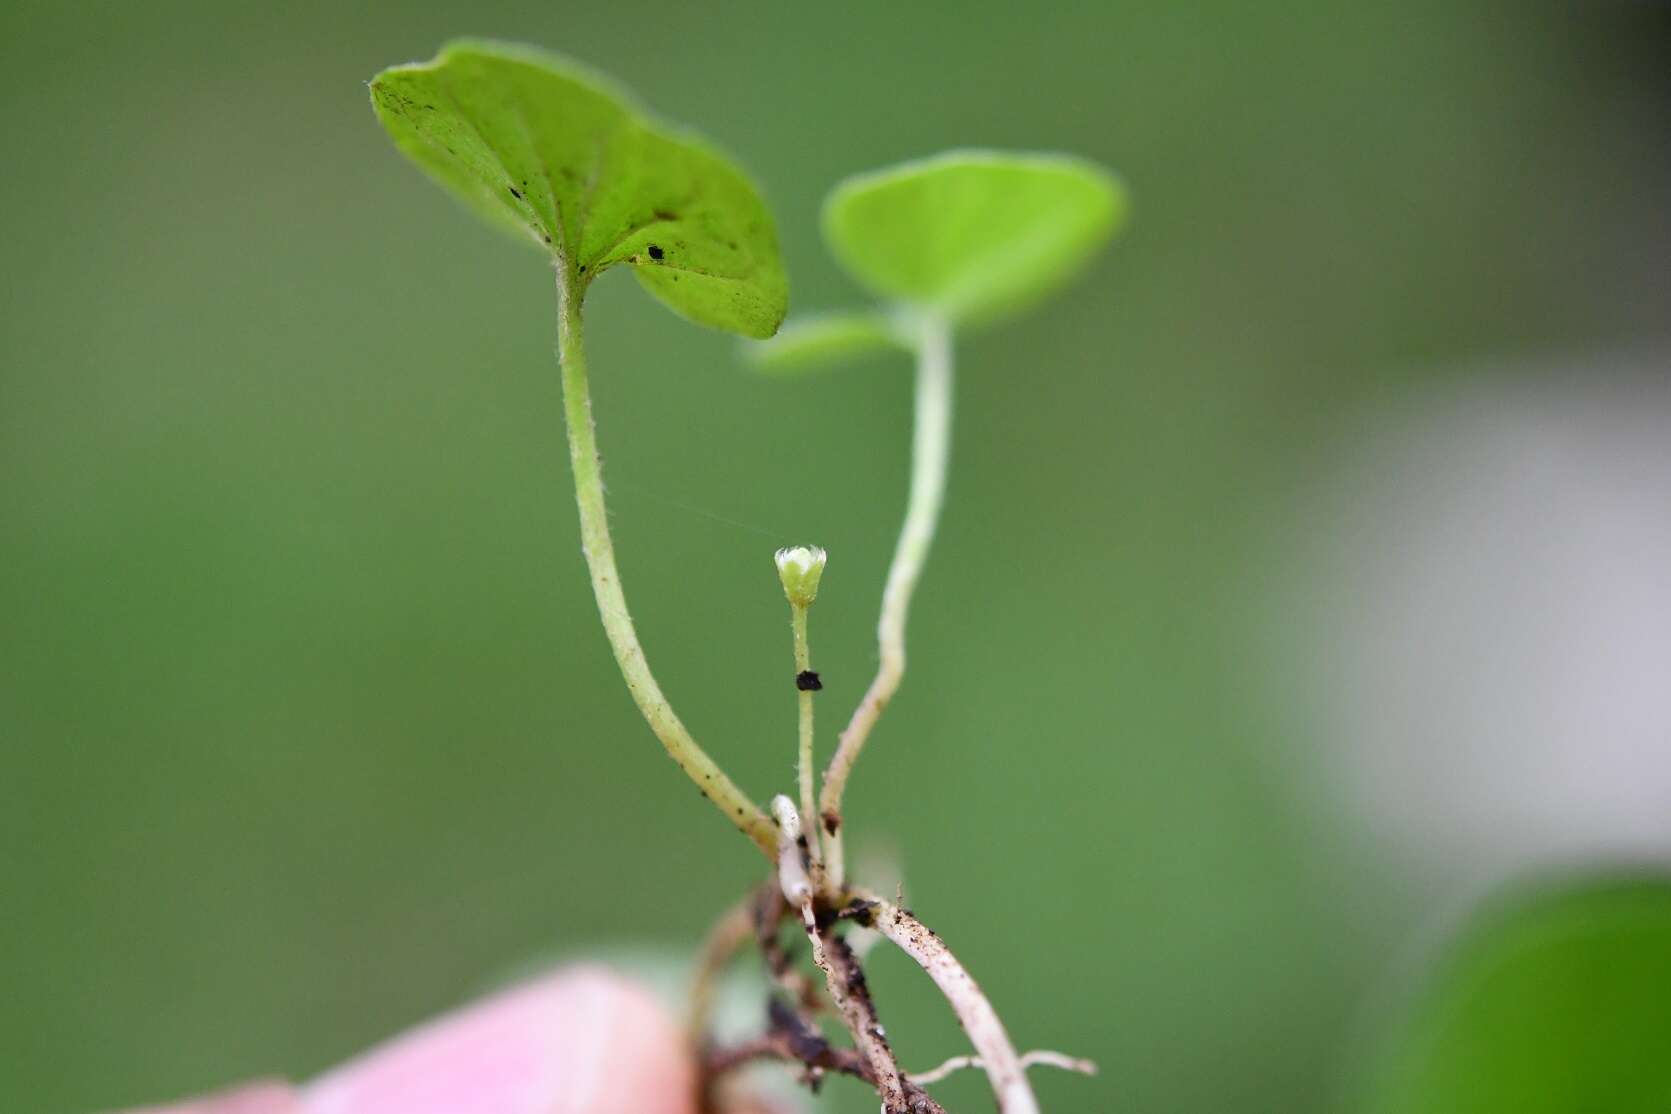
[774,545,827,607]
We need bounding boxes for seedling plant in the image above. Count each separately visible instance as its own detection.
[371,40,1124,1114]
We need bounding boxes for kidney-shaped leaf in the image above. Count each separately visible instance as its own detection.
[371,40,786,338]
[1364,877,1671,1114]
[822,150,1125,325]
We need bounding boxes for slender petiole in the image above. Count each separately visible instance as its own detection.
[819,312,954,886]
[555,265,776,855]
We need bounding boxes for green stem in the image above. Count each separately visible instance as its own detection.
[819,313,954,886]
[554,267,775,855]
[790,602,819,865]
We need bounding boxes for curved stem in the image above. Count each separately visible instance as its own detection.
[819,313,954,885]
[554,266,775,855]
[790,603,820,867]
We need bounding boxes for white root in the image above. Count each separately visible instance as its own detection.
[910,1050,1099,1087]
[867,896,1042,1114]
[770,795,813,906]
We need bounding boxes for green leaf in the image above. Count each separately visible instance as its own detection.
[821,149,1125,326]
[745,310,907,374]
[1364,877,1671,1114]
[370,40,787,338]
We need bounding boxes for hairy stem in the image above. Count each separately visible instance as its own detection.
[554,267,775,854]
[820,314,954,885]
[790,603,820,867]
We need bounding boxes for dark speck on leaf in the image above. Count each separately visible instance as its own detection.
[508,186,523,200]
[647,244,664,260]
[796,670,822,692]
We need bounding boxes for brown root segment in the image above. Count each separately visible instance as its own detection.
[701,807,1066,1113]
[705,997,874,1086]
[798,900,946,1114]
[703,885,944,1114]
[799,899,909,1111]
[751,883,820,1012]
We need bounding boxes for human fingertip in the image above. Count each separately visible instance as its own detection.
[301,965,696,1114]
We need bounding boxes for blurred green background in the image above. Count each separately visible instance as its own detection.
[4,1,1668,1112]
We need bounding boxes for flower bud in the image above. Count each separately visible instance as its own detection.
[774,545,827,607]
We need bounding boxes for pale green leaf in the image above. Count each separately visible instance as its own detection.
[370,40,787,338]
[822,149,1125,325]
[745,310,907,374]
[1364,878,1671,1114]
